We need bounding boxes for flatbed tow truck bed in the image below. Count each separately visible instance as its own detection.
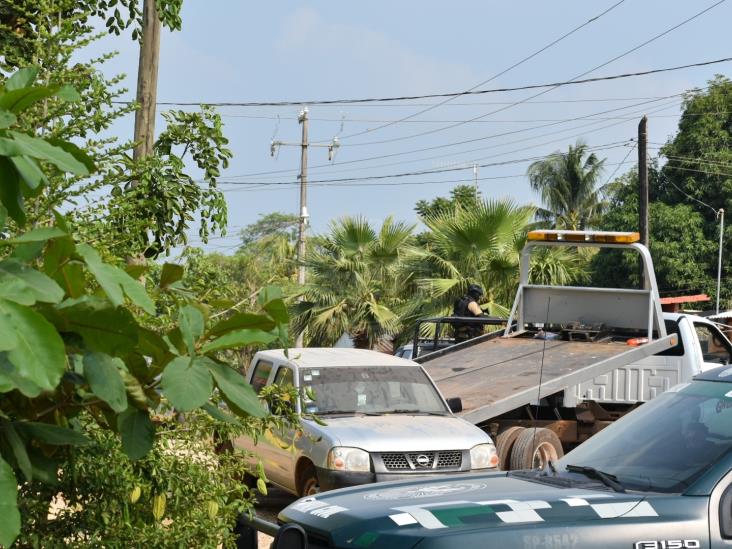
[422,329,675,424]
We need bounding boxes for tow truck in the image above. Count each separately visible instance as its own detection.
[413,230,732,469]
[238,364,732,548]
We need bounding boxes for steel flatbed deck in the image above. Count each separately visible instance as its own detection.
[420,330,675,424]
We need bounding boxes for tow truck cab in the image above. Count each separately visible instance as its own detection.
[261,366,732,548]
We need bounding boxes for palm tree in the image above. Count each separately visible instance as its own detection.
[403,199,588,329]
[527,140,606,230]
[291,216,415,349]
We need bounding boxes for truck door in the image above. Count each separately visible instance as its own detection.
[266,365,299,492]
[233,359,275,468]
[693,322,732,372]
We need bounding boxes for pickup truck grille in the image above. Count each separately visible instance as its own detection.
[379,451,463,471]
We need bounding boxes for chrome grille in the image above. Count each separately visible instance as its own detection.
[436,450,462,469]
[379,451,463,471]
[381,453,411,470]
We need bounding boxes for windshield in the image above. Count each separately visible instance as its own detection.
[553,380,732,492]
[300,366,449,415]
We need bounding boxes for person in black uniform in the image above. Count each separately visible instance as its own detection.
[452,284,485,343]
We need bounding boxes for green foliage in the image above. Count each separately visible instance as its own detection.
[414,184,481,219]
[591,170,716,292]
[292,216,415,349]
[527,140,607,230]
[14,413,260,548]
[0,70,291,546]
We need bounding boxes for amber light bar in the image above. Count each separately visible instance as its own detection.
[527,230,641,244]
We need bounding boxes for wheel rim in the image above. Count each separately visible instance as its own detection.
[303,477,320,496]
[532,441,559,470]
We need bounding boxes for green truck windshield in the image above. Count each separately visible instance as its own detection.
[555,379,732,492]
[300,366,449,416]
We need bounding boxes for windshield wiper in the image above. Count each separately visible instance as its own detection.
[388,409,448,416]
[565,464,626,493]
[317,410,380,416]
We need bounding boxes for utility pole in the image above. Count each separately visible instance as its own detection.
[638,115,648,287]
[297,108,309,293]
[717,208,725,314]
[133,0,161,161]
[271,109,339,347]
[473,163,479,199]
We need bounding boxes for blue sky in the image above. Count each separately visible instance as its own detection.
[84,0,732,253]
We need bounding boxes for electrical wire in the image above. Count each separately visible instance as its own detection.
[340,3,729,147]
[336,0,629,140]
[111,55,732,108]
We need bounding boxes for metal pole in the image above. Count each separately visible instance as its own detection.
[296,108,309,347]
[717,208,725,314]
[638,116,648,287]
[473,163,478,199]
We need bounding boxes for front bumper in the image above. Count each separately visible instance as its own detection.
[315,466,490,491]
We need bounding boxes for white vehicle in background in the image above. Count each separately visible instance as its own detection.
[231,348,497,496]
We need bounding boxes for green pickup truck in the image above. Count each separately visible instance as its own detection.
[240,365,732,548]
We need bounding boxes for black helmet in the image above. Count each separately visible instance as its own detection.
[467,284,484,298]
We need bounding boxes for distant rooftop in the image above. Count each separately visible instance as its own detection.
[659,293,710,305]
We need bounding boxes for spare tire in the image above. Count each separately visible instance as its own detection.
[509,427,563,471]
[494,426,525,470]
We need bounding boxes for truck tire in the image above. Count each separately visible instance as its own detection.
[510,427,563,471]
[494,426,525,470]
[298,463,320,497]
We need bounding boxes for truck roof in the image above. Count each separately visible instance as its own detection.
[255,348,418,368]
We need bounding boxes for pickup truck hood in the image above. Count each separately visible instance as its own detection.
[280,472,703,548]
[303,414,488,451]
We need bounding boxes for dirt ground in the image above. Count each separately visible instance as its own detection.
[251,485,297,547]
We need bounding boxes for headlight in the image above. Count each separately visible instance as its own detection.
[470,443,498,469]
[327,447,371,472]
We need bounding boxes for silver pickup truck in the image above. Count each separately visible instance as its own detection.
[233,348,497,497]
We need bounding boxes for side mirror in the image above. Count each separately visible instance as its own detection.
[447,397,463,414]
[273,523,309,549]
[720,485,732,539]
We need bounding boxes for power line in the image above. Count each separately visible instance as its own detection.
[340,3,729,147]
[110,56,732,109]
[228,93,683,179]
[337,0,628,140]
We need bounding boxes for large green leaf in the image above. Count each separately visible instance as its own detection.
[161,356,212,412]
[257,286,283,306]
[0,111,17,129]
[8,131,88,175]
[204,359,266,417]
[46,138,95,172]
[202,328,278,353]
[83,353,128,413]
[0,260,64,305]
[0,156,25,225]
[4,67,38,91]
[208,312,275,337]
[117,408,154,460]
[53,296,139,356]
[6,226,66,244]
[0,457,20,547]
[17,422,90,446]
[159,263,184,288]
[11,155,46,193]
[0,298,65,397]
[76,244,155,314]
[201,402,242,425]
[263,298,288,324]
[3,422,31,481]
[179,305,203,356]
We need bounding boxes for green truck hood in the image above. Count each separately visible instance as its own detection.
[279,472,707,548]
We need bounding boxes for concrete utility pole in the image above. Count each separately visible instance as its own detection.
[717,208,725,314]
[271,109,339,347]
[133,0,161,161]
[297,108,309,292]
[638,115,649,287]
[473,163,479,199]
